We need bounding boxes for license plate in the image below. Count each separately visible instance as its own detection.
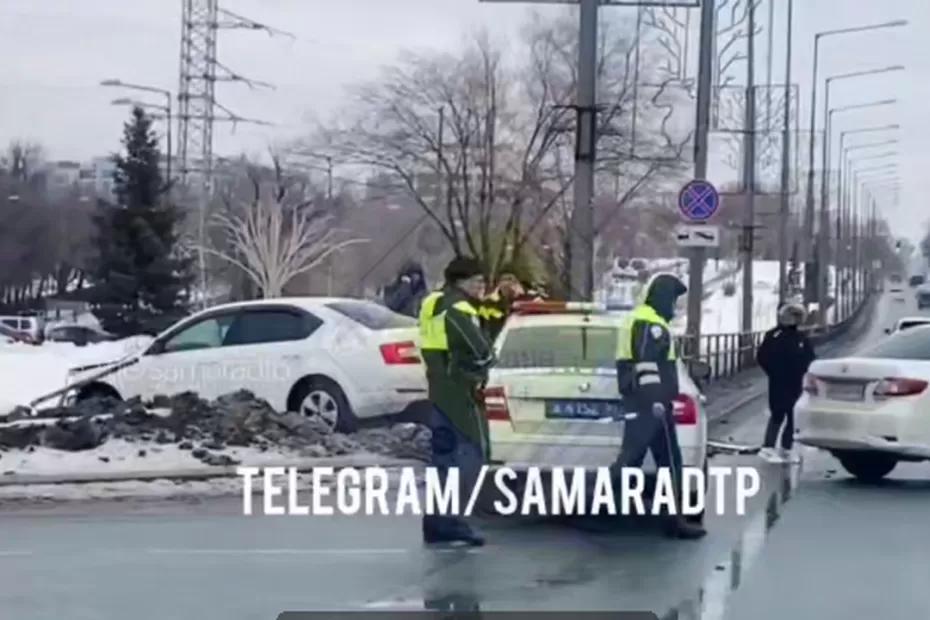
[544,399,624,420]
[826,382,865,402]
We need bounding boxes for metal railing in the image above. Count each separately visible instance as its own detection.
[680,291,874,385]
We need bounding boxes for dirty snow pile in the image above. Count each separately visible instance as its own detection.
[0,391,432,472]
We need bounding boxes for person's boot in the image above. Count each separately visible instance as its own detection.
[423,519,485,547]
[665,515,707,540]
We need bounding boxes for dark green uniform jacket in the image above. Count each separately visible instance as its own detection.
[421,286,496,453]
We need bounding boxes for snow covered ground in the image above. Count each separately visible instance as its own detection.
[0,439,305,477]
[700,261,783,335]
[0,336,152,413]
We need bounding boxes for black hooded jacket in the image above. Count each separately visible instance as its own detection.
[617,273,687,404]
[757,323,816,409]
[383,261,427,318]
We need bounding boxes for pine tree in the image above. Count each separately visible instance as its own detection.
[91,107,192,336]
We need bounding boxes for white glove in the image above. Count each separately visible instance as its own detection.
[651,402,666,418]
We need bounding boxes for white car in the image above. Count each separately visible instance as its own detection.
[483,302,710,510]
[64,298,428,432]
[796,324,930,481]
[885,316,930,335]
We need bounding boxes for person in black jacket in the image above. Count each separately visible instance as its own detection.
[757,303,816,464]
[383,261,428,318]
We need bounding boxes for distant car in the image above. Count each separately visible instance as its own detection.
[909,274,926,288]
[0,323,36,345]
[63,298,428,432]
[46,325,115,346]
[917,284,930,310]
[483,301,711,520]
[885,317,930,335]
[0,315,44,343]
[796,325,930,482]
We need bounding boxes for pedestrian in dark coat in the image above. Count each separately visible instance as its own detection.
[757,303,816,463]
[383,261,428,318]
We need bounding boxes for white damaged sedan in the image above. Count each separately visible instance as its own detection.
[796,324,930,481]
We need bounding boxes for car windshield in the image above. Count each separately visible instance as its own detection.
[326,301,416,329]
[861,327,930,360]
[898,320,930,331]
[496,324,618,369]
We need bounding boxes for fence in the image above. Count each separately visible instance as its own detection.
[680,290,874,385]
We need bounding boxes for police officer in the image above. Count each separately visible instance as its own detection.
[478,270,524,342]
[418,256,495,546]
[612,272,707,539]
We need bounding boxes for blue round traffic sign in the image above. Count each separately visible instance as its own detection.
[678,179,719,222]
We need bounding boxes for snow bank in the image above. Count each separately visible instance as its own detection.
[0,336,153,412]
[1,439,300,477]
[701,261,782,335]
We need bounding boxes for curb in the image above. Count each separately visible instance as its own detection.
[0,455,422,487]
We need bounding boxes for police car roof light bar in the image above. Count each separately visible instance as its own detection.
[511,301,607,315]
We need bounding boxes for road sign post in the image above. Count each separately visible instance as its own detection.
[679,178,719,358]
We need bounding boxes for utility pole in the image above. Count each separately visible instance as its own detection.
[569,0,598,300]
[777,0,793,305]
[685,0,717,354]
[741,1,758,335]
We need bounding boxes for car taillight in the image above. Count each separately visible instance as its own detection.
[482,386,511,421]
[874,378,928,397]
[672,394,698,425]
[803,373,819,396]
[379,341,421,365]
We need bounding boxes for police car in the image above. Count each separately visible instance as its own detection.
[482,301,711,511]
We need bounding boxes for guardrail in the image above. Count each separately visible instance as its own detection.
[680,290,874,385]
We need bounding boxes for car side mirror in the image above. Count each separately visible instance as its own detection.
[688,360,712,382]
[145,340,166,356]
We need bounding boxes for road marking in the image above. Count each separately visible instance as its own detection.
[144,547,488,556]
[0,551,33,557]
[145,548,411,556]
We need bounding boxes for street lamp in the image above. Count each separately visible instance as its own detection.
[801,19,907,309]
[821,67,902,217]
[101,78,173,184]
[803,19,908,241]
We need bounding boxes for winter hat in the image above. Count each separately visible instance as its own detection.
[777,303,806,327]
[444,256,484,284]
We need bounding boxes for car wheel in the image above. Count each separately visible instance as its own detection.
[685,459,708,525]
[836,451,897,483]
[293,378,357,433]
[76,383,122,403]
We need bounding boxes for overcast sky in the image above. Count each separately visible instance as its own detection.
[1,0,926,241]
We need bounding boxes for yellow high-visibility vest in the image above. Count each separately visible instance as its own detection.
[478,292,505,321]
[418,292,480,351]
[616,304,677,361]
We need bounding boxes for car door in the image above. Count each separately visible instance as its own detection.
[114,311,238,402]
[217,307,323,409]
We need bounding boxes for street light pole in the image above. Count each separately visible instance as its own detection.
[817,66,903,323]
[686,0,717,353]
[741,0,758,335]
[778,0,794,305]
[570,0,598,300]
[101,79,174,187]
[800,20,908,306]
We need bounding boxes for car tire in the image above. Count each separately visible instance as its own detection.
[685,459,708,525]
[76,383,123,403]
[836,451,897,483]
[291,377,358,434]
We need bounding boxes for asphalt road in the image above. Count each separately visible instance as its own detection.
[0,289,927,620]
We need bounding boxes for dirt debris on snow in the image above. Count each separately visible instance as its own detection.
[0,390,431,466]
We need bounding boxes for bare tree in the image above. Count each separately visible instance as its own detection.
[202,158,368,298]
[3,140,44,182]
[315,12,688,294]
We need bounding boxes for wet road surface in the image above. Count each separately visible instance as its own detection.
[1,291,927,620]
